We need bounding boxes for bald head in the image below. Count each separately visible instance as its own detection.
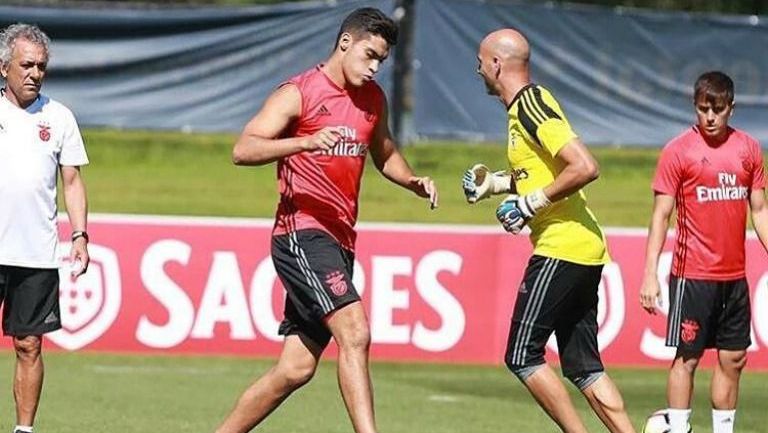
[476,28,531,103]
[480,29,530,65]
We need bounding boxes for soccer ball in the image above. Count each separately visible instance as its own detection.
[642,410,692,433]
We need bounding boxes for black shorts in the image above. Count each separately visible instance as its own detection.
[0,265,62,336]
[505,255,604,378]
[666,276,751,352]
[272,229,360,348]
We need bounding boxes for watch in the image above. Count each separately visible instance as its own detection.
[71,231,89,243]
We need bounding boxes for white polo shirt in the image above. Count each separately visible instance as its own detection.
[0,92,89,269]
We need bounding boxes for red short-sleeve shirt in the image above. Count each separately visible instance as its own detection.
[653,126,765,280]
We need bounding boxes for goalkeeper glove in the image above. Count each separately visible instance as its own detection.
[495,189,552,234]
[496,195,526,234]
[462,164,510,204]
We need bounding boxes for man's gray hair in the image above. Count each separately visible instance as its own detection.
[0,23,50,66]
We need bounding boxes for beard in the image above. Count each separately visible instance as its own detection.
[484,80,496,95]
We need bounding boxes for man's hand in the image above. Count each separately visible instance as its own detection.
[639,275,662,315]
[409,176,438,209]
[69,237,90,279]
[303,126,343,152]
[462,164,510,204]
[495,189,552,234]
[496,195,527,234]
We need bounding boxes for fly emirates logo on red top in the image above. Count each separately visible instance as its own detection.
[318,126,368,157]
[696,172,748,203]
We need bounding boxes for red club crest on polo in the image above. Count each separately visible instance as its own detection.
[37,123,51,142]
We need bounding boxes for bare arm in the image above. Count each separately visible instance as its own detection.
[750,188,768,253]
[231,84,342,166]
[369,97,438,208]
[543,138,600,202]
[509,137,599,219]
[61,165,89,277]
[639,193,675,314]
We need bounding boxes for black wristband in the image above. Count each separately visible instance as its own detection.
[72,231,89,243]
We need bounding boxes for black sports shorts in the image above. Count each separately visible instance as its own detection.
[666,276,751,352]
[272,229,360,347]
[0,265,62,336]
[505,255,605,378]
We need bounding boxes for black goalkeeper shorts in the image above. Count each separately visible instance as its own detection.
[505,255,605,378]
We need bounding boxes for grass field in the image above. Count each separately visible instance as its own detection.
[75,129,659,227]
[38,129,768,431]
[0,351,765,432]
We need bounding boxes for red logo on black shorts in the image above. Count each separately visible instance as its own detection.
[38,123,51,142]
[325,271,348,296]
[680,319,700,344]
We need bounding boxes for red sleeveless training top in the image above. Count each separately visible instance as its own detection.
[272,66,384,251]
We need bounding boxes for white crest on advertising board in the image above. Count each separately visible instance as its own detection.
[47,243,122,351]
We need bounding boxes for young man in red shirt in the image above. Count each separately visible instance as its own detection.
[640,71,768,433]
[215,8,437,433]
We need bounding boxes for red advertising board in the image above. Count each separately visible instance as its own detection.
[44,214,768,369]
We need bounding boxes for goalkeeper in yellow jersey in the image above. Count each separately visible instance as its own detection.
[463,28,636,433]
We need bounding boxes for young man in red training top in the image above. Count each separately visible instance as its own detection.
[215,8,437,433]
[640,71,768,433]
